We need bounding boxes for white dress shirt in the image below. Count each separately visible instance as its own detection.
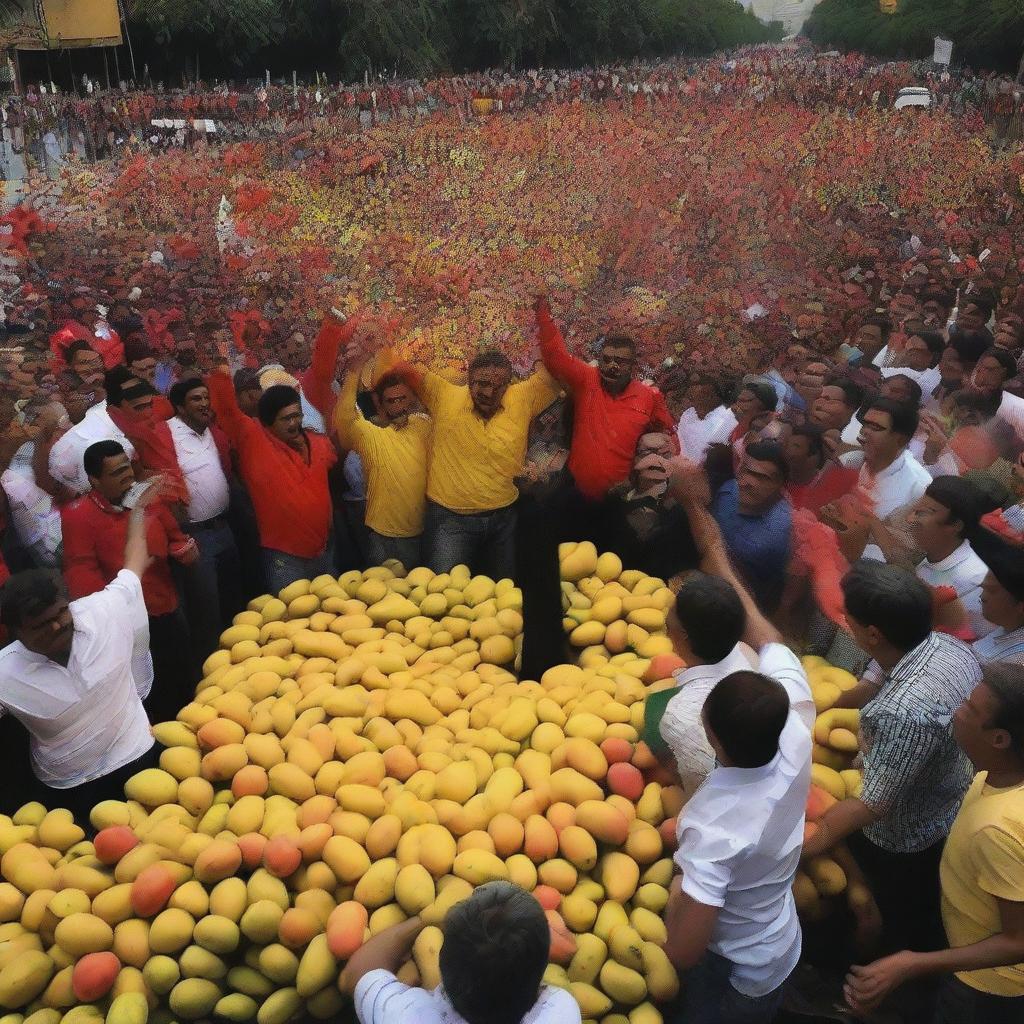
[1,442,62,566]
[916,541,993,640]
[48,402,137,495]
[858,449,931,561]
[996,390,1024,439]
[354,970,581,1024]
[674,644,814,998]
[0,570,154,788]
[660,645,751,795]
[167,417,230,523]
[974,625,1024,666]
[677,405,738,464]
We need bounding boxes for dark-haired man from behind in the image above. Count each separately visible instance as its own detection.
[662,456,815,1024]
[167,377,241,655]
[804,561,982,957]
[341,881,581,1024]
[208,364,337,593]
[335,356,429,569]
[845,662,1024,1022]
[396,348,558,577]
[658,571,750,797]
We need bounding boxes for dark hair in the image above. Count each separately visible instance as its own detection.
[374,372,409,400]
[860,315,893,342]
[981,662,1024,760]
[83,439,126,481]
[909,330,945,364]
[66,340,96,364]
[822,375,864,410]
[468,350,513,375]
[790,423,826,462]
[841,560,933,652]
[881,373,923,407]
[980,346,1017,380]
[233,367,261,395]
[258,385,300,427]
[950,331,994,368]
[689,374,731,404]
[703,671,790,768]
[106,366,155,408]
[674,573,746,663]
[863,396,919,439]
[744,440,789,482]
[925,476,993,537]
[601,334,636,354]
[0,569,67,632]
[169,377,206,414]
[440,882,550,1024]
[962,296,995,320]
[951,388,1001,419]
[123,333,155,365]
[739,380,778,414]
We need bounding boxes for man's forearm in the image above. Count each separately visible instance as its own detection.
[901,933,1024,981]
[123,507,151,579]
[339,917,424,993]
[804,797,879,858]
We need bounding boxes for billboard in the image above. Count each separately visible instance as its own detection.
[15,0,122,49]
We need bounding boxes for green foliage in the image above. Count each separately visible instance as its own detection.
[805,0,1024,73]
[122,0,781,80]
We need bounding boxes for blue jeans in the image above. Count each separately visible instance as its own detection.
[423,500,516,579]
[261,546,332,596]
[674,951,788,1024]
[182,518,242,660]
[366,531,422,571]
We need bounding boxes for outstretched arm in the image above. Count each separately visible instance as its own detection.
[123,477,163,580]
[207,363,255,450]
[338,917,424,994]
[668,456,782,649]
[535,295,589,391]
[304,310,363,420]
[334,362,366,451]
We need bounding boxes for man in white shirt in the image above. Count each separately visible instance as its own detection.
[49,397,137,495]
[341,881,581,1024]
[658,571,750,796]
[909,477,995,640]
[2,439,62,567]
[167,377,241,656]
[972,531,1024,666]
[972,347,1024,438]
[0,479,161,821]
[663,459,814,1024]
[675,376,737,464]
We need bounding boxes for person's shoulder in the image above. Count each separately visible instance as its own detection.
[61,494,94,520]
[528,984,584,1023]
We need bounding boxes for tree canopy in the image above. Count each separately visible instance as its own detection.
[805,0,1024,74]
[120,0,782,81]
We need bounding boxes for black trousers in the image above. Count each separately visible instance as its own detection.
[147,608,195,725]
[37,743,161,825]
[934,976,1024,1024]
[847,830,947,954]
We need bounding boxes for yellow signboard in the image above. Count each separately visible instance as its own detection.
[19,0,123,48]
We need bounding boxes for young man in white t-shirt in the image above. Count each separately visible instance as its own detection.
[341,881,581,1024]
[662,459,815,1024]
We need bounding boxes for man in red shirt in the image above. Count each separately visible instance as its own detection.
[535,296,673,499]
[60,440,198,723]
[208,366,337,594]
[522,297,674,678]
[782,423,858,517]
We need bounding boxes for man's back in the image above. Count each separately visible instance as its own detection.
[675,644,813,997]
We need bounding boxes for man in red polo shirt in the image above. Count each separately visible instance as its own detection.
[208,364,337,594]
[522,297,675,678]
[60,440,198,723]
[535,296,673,499]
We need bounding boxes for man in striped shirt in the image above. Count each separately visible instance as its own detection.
[803,561,982,955]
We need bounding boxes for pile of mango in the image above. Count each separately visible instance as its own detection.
[0,547,691,1024]
[795,656,868,922]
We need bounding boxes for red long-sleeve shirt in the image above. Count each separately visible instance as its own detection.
[297,314,361,424]
[537,311,674,499]
[61,491,187,616]
[208,368,336,558]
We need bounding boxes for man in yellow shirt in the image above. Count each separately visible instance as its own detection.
[334,358,430,569]
[397,351,558,578]
[845,661,1024,1022]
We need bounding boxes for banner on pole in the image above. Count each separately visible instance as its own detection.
[933,37,953,66]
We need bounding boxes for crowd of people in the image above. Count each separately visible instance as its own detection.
[3,42,1021,176]
[1,40,1024,1024]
